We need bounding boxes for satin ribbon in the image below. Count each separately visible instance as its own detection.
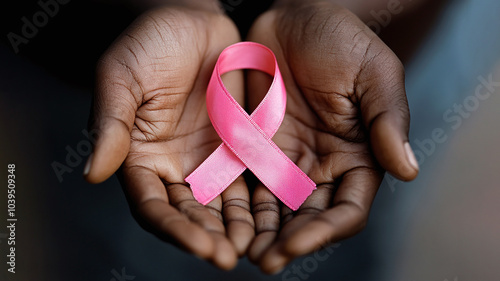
[185,42,316,211]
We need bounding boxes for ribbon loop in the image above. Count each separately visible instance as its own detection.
[185,42,316,211]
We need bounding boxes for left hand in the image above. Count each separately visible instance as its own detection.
[245,0,419,273]
[85,5,253,269]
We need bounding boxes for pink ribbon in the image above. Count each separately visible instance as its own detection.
[185,42,316,211]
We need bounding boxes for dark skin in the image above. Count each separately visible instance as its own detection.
[246,0,418,273]
[85,4,254,269]
[85,0,418,273]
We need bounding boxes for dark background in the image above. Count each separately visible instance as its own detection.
[0,0,272,88]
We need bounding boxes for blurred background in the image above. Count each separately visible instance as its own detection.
[1,0,499,280]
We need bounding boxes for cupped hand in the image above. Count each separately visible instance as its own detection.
[245,0,419,273]
[84,6,254,270]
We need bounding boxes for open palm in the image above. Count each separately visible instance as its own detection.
[84,6,254,270]
[245,1,419,273]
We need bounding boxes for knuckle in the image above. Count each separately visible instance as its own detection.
[252,201,280,214]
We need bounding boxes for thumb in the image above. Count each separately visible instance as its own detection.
[358,56,419,181]
[84,59,140,184]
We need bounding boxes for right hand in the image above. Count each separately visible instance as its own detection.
[244,0,419,273]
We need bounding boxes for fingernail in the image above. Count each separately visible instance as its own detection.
[83,153,93,176]
[404,142,419,171]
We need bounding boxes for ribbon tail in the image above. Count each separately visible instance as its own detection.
[185,143,247,205]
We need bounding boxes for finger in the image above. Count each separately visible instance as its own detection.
[255,184,334,274]
[167,183,238,270]
[209,231,239,270]
[356,48,419,181]
[279,183,335,239]
[221,176,255,256]
[248,183,281,264]
[253,184,333,273]
[259,167,382,274]
[122,166,215,260]
[84,57,141,184]
[280,204,294,227]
